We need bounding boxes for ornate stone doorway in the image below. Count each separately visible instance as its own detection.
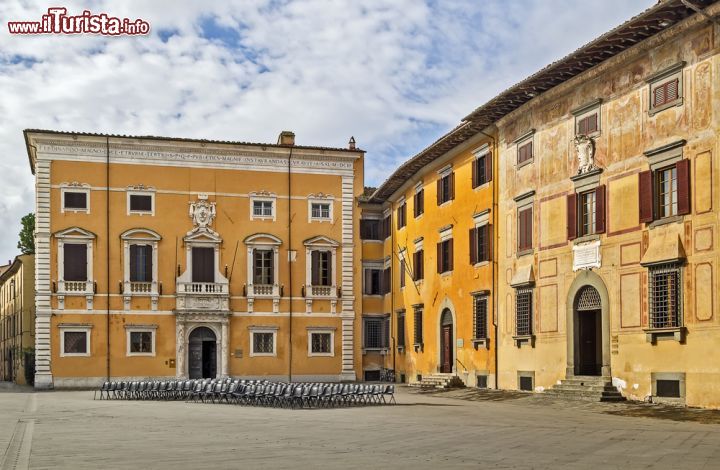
[188,327,217,379]
[440,309,454,374]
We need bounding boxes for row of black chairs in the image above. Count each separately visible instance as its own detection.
[95,378,396,408]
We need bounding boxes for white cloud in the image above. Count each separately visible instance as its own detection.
[0,0,653,262]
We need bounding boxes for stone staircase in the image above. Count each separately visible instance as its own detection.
[409,373,465,390]
[544,375,626,402]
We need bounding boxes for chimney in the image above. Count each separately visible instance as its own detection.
[348,136,356,150]
[277,131,295,146]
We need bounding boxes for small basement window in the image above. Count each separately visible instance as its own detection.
[364,370,380,382]
[656,379,681,398]
[519,376,533,391]
[477,375,488,389]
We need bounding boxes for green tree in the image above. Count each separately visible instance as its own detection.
[17,212,35,254]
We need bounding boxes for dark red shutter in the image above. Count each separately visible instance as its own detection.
[567,193,577,240]
[311,251,320,285]
[676,159,691,215]
[449,172,455,200]
[402,204,407,226]
[384,268,391,294]
[595,185,606,233]
[436,179,442,205]
[587,114,598,134]
[469,228,477,265]
[472,159,479,189]
[396,206,402,227]
[639,170,654,223]
[485,152,493,183]
[418,190,424,214]
[436,243,442,273]
[485,224,492,262]
[578,118,587,135]
[448,239,454,271]
[667,79,679,102]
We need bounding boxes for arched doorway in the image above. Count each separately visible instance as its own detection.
[574,286,602,376]
[440,309,453,373]
[188,327,217,379]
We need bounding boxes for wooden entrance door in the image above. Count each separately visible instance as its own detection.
[441,325,452,373]
[188,327,217,379]
[578,310,600,375]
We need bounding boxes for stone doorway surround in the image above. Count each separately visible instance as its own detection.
[175,314,229,379]
[565,270,611,377]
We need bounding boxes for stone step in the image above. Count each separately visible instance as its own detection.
[554,384,617,392]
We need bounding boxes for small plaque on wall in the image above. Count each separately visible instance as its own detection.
[456,339,464,348]
[573,240,601,271]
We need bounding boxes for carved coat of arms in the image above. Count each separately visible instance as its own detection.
[189,198,216,229]
[573,134,596,175]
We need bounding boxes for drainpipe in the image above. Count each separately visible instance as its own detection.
[477,129,498,390]
[106,136,111,381]
[287,146,294,382]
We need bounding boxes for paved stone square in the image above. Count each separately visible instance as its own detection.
[2,386,720,469]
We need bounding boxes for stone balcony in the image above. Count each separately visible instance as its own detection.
[175,281,229,312]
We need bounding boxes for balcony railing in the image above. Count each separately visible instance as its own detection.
[58,280,93,294]
[251,284,276,296]
[310,285,333,297]
[178,282,227,294]
[129,282,153,294]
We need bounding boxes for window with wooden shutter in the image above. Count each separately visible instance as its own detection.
[437,239,453,273]
[397,202,406,228]
[414,189,424,217]
[382,215,391,239]
[400,260,405,288]
[518,207,533,252]
[192,247,214,283]
[449,172,455,201]
[653,78,679,108]
[479,224,490,262]
[397,313,405,348]
[413,250,424,281]
[639,170,654,223]
[469,228,478,265]
[382,267,391,294]
[595,185,606,233]
[579,190,596,237]
[437,173,453,205]
[676,159,690,215]
[129,244,152,282]
[517,142,533,165]
[577,113,598,135]
[64,243,87,281]
[485,151,493,183]
[413,308,423,344]
[567,193,577,240]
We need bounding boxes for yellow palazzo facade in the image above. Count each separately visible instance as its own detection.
[26,130,364,388]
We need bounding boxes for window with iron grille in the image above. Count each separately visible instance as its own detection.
[253,249,273,285]
[397,313,405,348]
[311,202,331,220]
[364,318,383,349]
[129,331,153,354]
[310,332,332,354]
[252,332,275,354]
[473,295,488,340]
[515,288,533,336]
[63,331,88,355]
[649,263,682,329]
[656,166,678,218]
[413,308,423,344]
[580,190,596,236]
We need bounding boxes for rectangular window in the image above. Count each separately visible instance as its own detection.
[310,332,332,354]
[63,243,88,282]
[652,78,679,109]
[413,308,423,344]
[364,268,381,295]
[62,330,89,355]
[472,153,492,188]
[437,239,453,274]
[413,250,424,281]
[382,215,391,239]
[252,332,275,355]
[191,247,214,283]
[364,318,383,349]
[473,295,488,340]
[577,113,598,135]
[517,141,533,165]
[129,331,153,354]
[518,206,533,252]
[414,189,424,217]
[469,225,490,264]
[311,250,331,286]
[397,202,407,229]
[311,202,331,220]
[252,200,273,217]
[129,194,153,213]
[649,263,682,329]
[516,288,533,336]
[400,260,406,288]
[63,191,88,210]
[253,249,273,285]
[436,172,454,205]
[657,166,678,218]
[397,313,405,348]
[129,244,152,283]
[580,190,596,236]
[360,219,381,240]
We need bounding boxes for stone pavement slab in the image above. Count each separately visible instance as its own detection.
[1,387,719,469]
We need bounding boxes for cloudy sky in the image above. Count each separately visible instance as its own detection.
[0,0,654,263]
